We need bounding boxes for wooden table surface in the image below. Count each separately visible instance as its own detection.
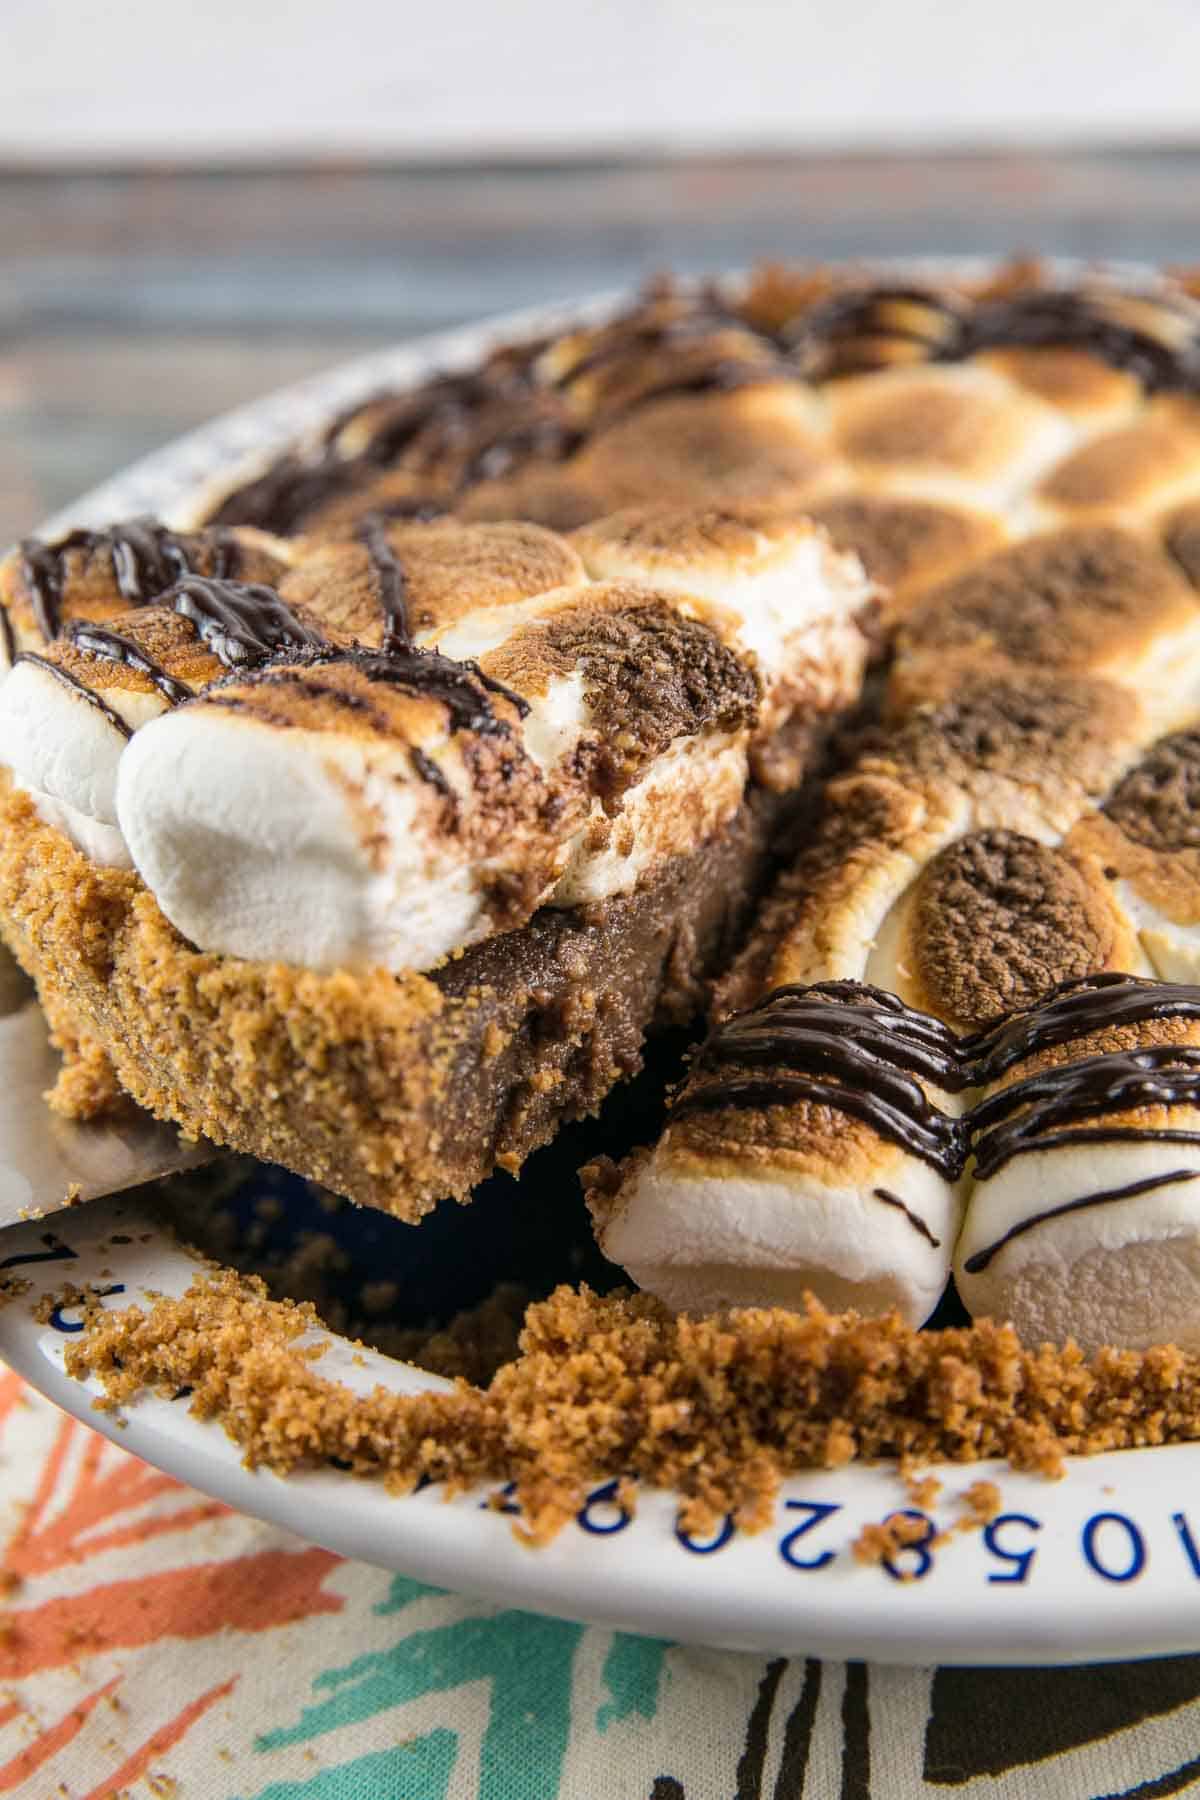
[2,150,1198,544]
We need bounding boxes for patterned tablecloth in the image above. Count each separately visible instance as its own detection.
[1,1373,1198,1800]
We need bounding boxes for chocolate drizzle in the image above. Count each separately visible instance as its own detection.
[962,973,1200,1084]
[14,521,237,644]
[357,517,411,652]
[673,1069,965,1177]
[167,577,325,670]
[232,645,527,738]
[676,975,1200,1189]
[12,652,133,739]
[107,519,237,603]
[961,290,1200,391]
[203,453,360,537]
[369,496,446,524]
[781,284,1200,389]
[344,647,527,734]
[782,285,967,377]
[963,1167,1200,1273]
[19,537,69,640]
[703,981,965,1090]
[456,417,583,490]
[677,982,968,1176]
[970,1046,1200,1180]
[208,365,543,534]
[552,299,750,388]
[64,622,193,706]
[873,1188,941,1248]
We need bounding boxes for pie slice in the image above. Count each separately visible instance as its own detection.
[0,496,870,1215]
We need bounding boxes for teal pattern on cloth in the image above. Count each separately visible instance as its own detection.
[240,1732,459,1800]
[252,1579,585,1800]
[243,1575,673,1800]
[222,1568,1200,1800]
[597,1631,673,1732]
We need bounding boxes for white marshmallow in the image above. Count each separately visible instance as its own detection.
[956,1141,1200,1355]
[115,698,554,974]
[0,656,170,868]
[594,1143,960,1326]
[551,732,748,907]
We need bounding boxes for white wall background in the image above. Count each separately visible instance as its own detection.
[4,0,1200,162]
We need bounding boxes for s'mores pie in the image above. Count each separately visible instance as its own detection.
[591,518,1200,1330]
[16,255,1200,1352]
[587,670,1151,1327]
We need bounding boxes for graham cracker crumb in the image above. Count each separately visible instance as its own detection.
[852,1513,932,1571]
[904,1473,942,1509]
[59,1275,1200,1544]
[960,1478,1003,1525]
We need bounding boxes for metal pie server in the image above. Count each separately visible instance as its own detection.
[0,943,211,1227]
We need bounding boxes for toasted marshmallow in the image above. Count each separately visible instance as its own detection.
[589,981,966,1325]
[456,580,763,907]
[825,362,1078,514]
[0,607,238,867]
[1030,396,1200,530]
[592,1147,960,1324]
[279,518,587,648]
[801,491,1009,629]
[563,381,844,515]
[721,680,1127,1013]
[116,650,569,974]
[744,677,1154,1025]
[955,978,1200,1351]
[1066,728,1200,983]
[0,585,328,869]
[869,829,1153,1033]
[890,523,1200,729]
[0,519,290,680]
[61,518,867,974]
[972,345,1144,427]
[439,569,865,911]
[569,503,873,733]
[464,519,874,904]
[551,730,749,907]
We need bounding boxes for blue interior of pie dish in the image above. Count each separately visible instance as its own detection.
[156,1033,690,1340]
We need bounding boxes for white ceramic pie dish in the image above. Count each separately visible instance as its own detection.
[6,276,1200,1666]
